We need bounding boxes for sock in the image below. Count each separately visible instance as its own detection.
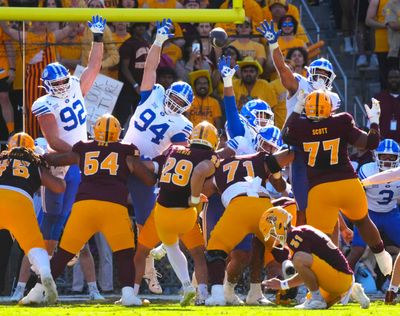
[6,122,14,134]
[311,289,323,300]
[164,242,191,286]
[145,255,155,276]
[198,283,208,297]
[249,283,262,296]
[133,283,140,296]
[389,285,399,293]
[224,281,236,295]
[16,282,26,291]
[27,247,51,277]
[88,282,99,293]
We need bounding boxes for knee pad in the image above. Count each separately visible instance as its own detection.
[40,213,65,241]
[205,250,227,263]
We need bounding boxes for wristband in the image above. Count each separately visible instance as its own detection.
[280,280,290,290]
[269,42,279,51]
[154,40,163,47]
[93,33,103,42]
[190,195,200,205]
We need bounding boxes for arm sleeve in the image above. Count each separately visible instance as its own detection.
[31,102,52,118]
[224,95,245,137]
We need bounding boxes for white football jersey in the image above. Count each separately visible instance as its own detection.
[123,84,193,159]
[31,76,88,148]
[286,74,341,118]
[359,162,400,213]
[225,115,257,155]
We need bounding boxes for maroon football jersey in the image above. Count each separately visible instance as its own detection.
[157,145,218,208]
[285,112,362,189]
[287,225,353,275]
[72,140,140,206]
[214,152,269,194]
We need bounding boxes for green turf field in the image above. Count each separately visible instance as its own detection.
[0,302,398,315]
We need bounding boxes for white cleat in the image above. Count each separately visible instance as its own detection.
[245,293,274,305]
[205,285,226,306]
[89,290,105,301]
[150,244,167,261]
[180,285,196,307]
[143,268,163,294]
[295,297,327,310]
[41,274,58,305]
[375,250,393,277]
[19,283,46,305]
[10,285,25,302]
[351,283,370,309]
[114,286,142,306]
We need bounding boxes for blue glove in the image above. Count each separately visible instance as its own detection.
[154,18,174,47]
[218,55,239,87]
[257,20,281,47]
[88,15,106,34]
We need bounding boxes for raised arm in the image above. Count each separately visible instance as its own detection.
[141,19,174,91]
[0,21,25,42]
[257,20,298,95]
[126,155,157,186]
[362,167,400,186]
[353,99,381,149]
[79,15,105,96]
[44,151,80,166]
[365,0,386,29]
[218,55,244,137]
[190,158,218,205]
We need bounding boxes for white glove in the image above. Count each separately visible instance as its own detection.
[154,18,174,47]
[364,98,381,125]
[218,55,239,87]
[87,15,106,34]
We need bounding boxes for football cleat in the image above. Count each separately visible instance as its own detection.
[19,283,46,305]
[143,260,163,295]
[114,286,142,306]
[374,250,393,277]
[41,274,58,305]
[89,289,105,301]
[10,285,25,302]
[205,285,226,306]
[385,290,397,305]
[294,297,327,309]
[351,283,370,309]
[180,285,196,307]
[245,293,274,305]
[150,244,167,261]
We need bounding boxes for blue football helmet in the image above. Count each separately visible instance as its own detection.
[306,58,336,90]
[254,125,283,154]
[164,81,194,115]
[375,139,400,171]
[240,99,274,131]
[41,62,71,99]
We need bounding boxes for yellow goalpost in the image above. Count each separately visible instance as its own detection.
[0,0,244,22]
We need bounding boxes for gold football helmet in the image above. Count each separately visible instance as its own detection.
[304,90,332,121]
[93,114,121,143]
[190,121,219,150]
[259,206,292,249]
[8,132,35,150]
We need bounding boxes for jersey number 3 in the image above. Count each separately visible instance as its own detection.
[134,109,169,145]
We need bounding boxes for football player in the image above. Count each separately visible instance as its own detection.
[193,144,294,305]
[27,15,106,299]
[124,19,193,295]
[348,139,400,268]
[258,20,341,226]
[283,90,393,277]
[261,207,370,310]
[1,133,65,305]
[21,114,156,306]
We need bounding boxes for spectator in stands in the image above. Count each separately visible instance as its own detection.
[366,0,391,89]
[141,0,181,8]
[286,46,308,76]
[110,22,131,79]
[115,22,149,126]
[277,15,306,57]
[0,24,15,138]
[231,17,267,67]
[156,66,177,89]
[197,22,214,58]
[176,38,214,83]
[383,0,400,61]
[179,0,201,41]
[117,0,137,7]
[233,56,278,111]
[187,69,223,129]
[58,23,83,73]
[339,0,355,53]
[0,20,72,138]
[161,38,182,66]
[269,73,287,129]
[81,0,119,78]
[43,0,62,32]
[374,68,400,143]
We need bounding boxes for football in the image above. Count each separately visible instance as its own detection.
[209,27,228,48]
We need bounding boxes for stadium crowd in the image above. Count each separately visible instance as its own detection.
[0,0,399,310]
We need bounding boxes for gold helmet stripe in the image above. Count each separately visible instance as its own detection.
[315,92,320,118]
[17,134,22,147]
[105,116,111,142]
[198,125,205,141]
